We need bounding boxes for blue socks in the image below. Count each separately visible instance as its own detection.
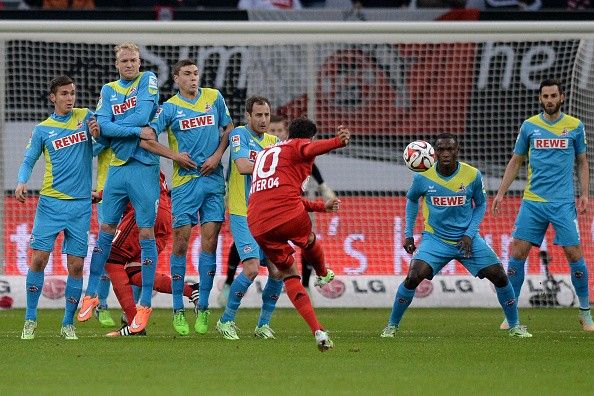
[198,251,216,311]
[496,283,519,327]
[570,258,590,309]
[389,283,416,326]
[506,257,526,300]
[139,239,158,307]
[170,254,186,311]
[258,277,283,327]
[221,272,252,322]
[86,230,114,297]
[25,270,44,321]
[97,271,111,309]
[63,276,83,326]
[132,285,141,303]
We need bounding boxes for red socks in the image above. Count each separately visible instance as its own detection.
[284,276,322,334]
[302,238,327,277]
[105,263,136,322]
[130,271,193,299]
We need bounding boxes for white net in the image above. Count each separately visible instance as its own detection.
[1,23,593,307]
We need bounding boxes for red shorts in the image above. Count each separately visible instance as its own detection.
[252,211,312,269]
[108,203,171,264]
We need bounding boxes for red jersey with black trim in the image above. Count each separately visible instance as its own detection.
[109,172,172,263]
[247,137,343,236]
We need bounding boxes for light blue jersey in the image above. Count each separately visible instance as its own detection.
[405,162,486,242]
[150,88,232,188]
[95,71,159,166]
[514,112,587,203]
[228,126,278,216]
[17,108,94,199]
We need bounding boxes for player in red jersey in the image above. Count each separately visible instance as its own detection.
[247,118,350,351]
[101,172,199,336]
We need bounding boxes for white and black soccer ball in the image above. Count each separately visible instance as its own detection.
[403,140,435,172]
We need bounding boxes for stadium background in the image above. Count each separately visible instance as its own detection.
[0,17,593,309]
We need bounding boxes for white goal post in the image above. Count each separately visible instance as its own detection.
[0,21,592,308]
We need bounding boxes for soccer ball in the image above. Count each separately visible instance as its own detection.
[403,141,435,172]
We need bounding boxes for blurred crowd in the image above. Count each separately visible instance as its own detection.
[0,0,591,11]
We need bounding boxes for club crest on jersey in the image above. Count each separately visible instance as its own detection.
[148,75,158,92]
[561,128,568,136]
[129,87,137,95]
[534,138,568,149]
[76,120,83,129]
[51,131,88,150]
[457,183,466,192]
[431,196,466,206]
[179,114,214,130]
[112,97,137,115]
[204,103,212,112]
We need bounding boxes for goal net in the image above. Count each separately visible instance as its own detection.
[1,22,593,307]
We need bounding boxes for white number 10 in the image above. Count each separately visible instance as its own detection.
[253,146,281,180]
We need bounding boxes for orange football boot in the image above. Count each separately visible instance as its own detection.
[77,296,99,322]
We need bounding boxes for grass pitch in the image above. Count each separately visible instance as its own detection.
[1,308,592,395]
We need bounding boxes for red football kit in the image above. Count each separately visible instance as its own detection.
[109,172,172,265]
[102,172,194,322]
[247,137,344,267]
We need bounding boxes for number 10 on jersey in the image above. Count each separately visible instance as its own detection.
[250,146,281,194]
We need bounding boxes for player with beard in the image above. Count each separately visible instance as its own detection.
[492,79,592,331]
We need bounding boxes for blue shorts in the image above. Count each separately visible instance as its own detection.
[229,214,265,263]
[31,196,91,258]
[512,200,580,247]
[171,175,225,228]
[101,159,160,228]
[413,232,499,277]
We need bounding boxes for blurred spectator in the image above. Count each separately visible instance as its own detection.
[301,0,325,6]
[464,0,548,9]
[566,0,591,8]
[238,0,303,9]
[351,0,410,7]
[416,0,466,7]
[43,0,95,7]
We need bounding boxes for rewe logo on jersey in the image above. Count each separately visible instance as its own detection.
[51,131,88,150]
[112,97,137,115]
[431,196,466,206]
[179,114,214,130]
[534,139,568,149]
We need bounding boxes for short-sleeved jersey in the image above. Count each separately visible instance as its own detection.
[95,71,159,166]
[514,112,587,203]
[150,89,231,188]
[93,142,114,192]
[406,162,486,242]
[228,126,278,216]
[18,108,94,200]
[247,138,319,236]
[110,172,171,262]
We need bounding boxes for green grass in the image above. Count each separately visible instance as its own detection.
[1,308,593,395]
